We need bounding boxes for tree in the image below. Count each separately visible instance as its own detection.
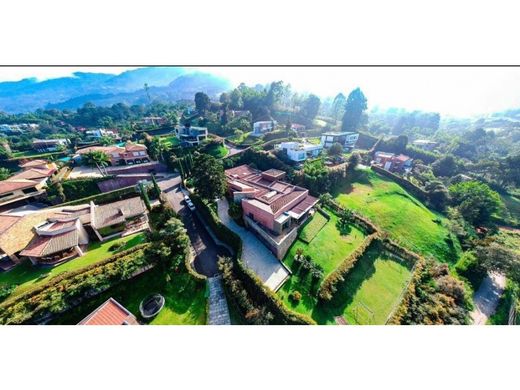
[82,150,110,176]
[342,88,367,132]
[0,167,10,181]
[432,155,459,177]
[425,180,450,211]
[346,152,361,173]
[332,93,347,120]
[229,88,243,109]
[449,181,503,225]
[191,153,227,201]
[328,142,343,156]
[194,92,210,113]
[476,243,520,284]
[264,81,285,109]
[139,182,152,211]
[99,136,115,146]
[0,145,11,161]
[151,173,161,199]
[300,94,321,121]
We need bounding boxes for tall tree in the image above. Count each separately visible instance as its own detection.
[332,93,347,120]
[82,150,110,176]
[194,92,210,114]
[191,153,227,201]
[449,181,503,225]
[342,88,367,132]
[301,94,321,121]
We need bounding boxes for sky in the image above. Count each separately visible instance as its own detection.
[1,66,520,117]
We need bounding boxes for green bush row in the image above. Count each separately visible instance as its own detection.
[0,245,151,324]
[321,196,379,234]
[318,233,380,301]
[192,195,315,325]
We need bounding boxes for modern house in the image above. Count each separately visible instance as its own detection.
[412,139,438,151]
[85,128,119,140]
[0,160,57,209]
[321,131,359,150]
[252,120,277,137]
[141,116,166,126]
[32,138,69,153]
[225,164,318,259]
[78,297,139,325]
[76,142,150,166]
[176,124,208,146]
[276,141,323,162]
[0,197,149,268]
[373,151,413,172]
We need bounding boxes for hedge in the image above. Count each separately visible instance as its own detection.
[371,165,430,203]
[191,195,315,325]
[57,185,138,206]
[321,197,379,235]
[0,245,151,324]
[61,177,108,200]
[318,233,380,301]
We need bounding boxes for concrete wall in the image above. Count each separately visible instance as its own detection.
[244,215,298,260]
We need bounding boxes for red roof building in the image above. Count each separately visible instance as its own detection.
[76,142,150,166]
[78,298,139,325]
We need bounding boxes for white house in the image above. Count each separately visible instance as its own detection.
[32,138,69,153]
[321,131,359,150]
[252,120,277,137]
[176,125,208,147]
[276,141,323,162]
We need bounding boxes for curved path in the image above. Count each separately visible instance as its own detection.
[217,198,289,291]
[470,272,506,325]
[208,277,231,325]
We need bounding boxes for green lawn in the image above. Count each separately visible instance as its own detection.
[204,143,229,158]
[277,211,366,318]
[50,268,207,325]
[10,150,68,160]
[299,211,328,243]
[314,248,413,325]
[0,233,146,300]
[333,170,461,263]
[499,192,520,225]
[159,135,180,148]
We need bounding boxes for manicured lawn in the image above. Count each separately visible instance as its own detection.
[0,233,146,300]
[299,211,328,243]
[160,135,180,148]
[10,150,68,160]
[499,192,520,225]
[50,268,207,325]
[314,248,413,325]
[204,143,229,158]
[277,211,366,318]
[333,170,461,263]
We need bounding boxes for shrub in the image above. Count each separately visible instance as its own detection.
[454,251,486,290]
[289,291,302,303]
[108,242,125,252]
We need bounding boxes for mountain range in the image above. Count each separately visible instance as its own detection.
[0,67,232,113]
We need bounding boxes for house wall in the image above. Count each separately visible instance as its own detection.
[241,200,275,231]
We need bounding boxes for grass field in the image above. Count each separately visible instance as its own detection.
[499,192,520,225]
[203,143,229,158]
[277,211,366,318]
[0,233,146,300]
[333,170,461,263]
[299,211,328,243]
[10,150,68,160]
[227,131,259,146]
[314,247,413,325]
[50,268,207,325]
[159,135,180,148]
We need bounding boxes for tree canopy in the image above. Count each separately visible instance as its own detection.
[342,88,367,132]
[191,153,227,201]
[449,181,503,225]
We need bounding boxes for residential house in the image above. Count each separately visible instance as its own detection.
[0,123,38,135]
[230,110,251,119]
[32,138,69,153]
[252,120,277,137]
[373,151,413,172]
[176,124,208,147]
[276,141,323,162]
[290,123,306,132]
[76,142,150,166]
[85,128,119,140]
[78,297,139,325]
[0,160,57,209]
[411,139,438,151]
[225,165,318,259]
[321,131,359,150]
[141,116,167,126]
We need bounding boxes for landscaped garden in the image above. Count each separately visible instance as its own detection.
[203,142,229,158]
[0,232,146,301]
[333,169,461,263]
[277,209,366,319]
[159,135,180,148]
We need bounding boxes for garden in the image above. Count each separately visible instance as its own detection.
[333,169,461,263]
[0,233,146,302]
[159,135,180,148]
[203,142,229,158]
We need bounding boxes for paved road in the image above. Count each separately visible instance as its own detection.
[224,140,248,158]
[158,176,230,277]
[208,276,231,325]
[216,198,289,291]
[470,272,506,325]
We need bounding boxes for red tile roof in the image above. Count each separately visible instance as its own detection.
[19,159,49,169]
[78,298,139,325]
[19,230,79,257]
[0,179,39,195]
[0,215,21,235]
[9,167,55,180]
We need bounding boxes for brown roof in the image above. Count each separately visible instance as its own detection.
[289,194,319,217]
[76,145,123,155]
[20,230,79,257]
[93,197,146,229]
[9,167,55,180]
[19,159,49,169]
[124,143,147,151]
[0,179,39,195]
[0,215,21,235]
[78,298,139,325]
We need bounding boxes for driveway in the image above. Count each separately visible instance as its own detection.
[158,176,230,277]
[216,198,289,291]
[470,272,506,325]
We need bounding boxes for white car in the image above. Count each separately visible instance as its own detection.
[183,194,190,203]
[186,199,196,211]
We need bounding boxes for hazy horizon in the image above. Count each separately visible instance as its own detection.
[1,66,520,118]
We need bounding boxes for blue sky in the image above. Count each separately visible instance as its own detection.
[1,66,519,117]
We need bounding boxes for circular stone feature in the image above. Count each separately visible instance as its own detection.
[139,294,165,318]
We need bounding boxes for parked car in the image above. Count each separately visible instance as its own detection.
[183,194,190,203]
[186,199,196,211]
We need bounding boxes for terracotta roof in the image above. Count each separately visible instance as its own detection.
[395,154,412,162]
[0,215,21,235]
[288,194,319,217]
[124,143,147,151]
[19,159,49,168]
[19,230,79,257]
[93,197,146,229]
[76,145,123,155]
[78,298,139,325]
[0,179,39,195]
[9,167,55,180]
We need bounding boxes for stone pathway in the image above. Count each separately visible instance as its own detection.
[208,277,231,325]
[470,272,506,325]
[217,198,289,292]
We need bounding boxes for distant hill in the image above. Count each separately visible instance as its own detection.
[0,67,231,113]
